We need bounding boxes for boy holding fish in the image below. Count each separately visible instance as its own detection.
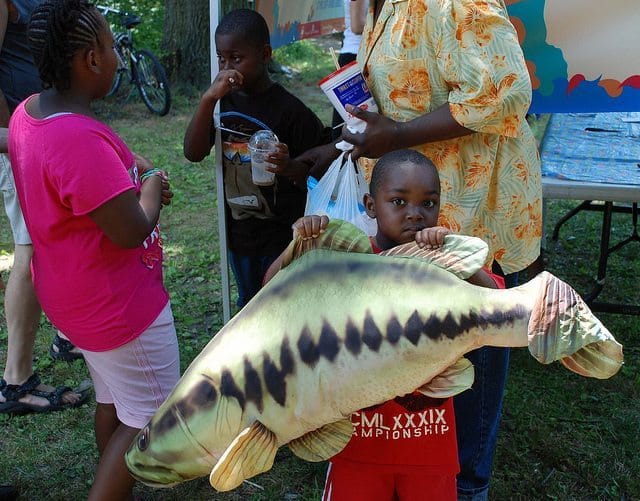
[278,149,504,500]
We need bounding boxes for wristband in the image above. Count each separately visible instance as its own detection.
[140,168,162,183]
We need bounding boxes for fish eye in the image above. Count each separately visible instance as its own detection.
[138,426,150,451]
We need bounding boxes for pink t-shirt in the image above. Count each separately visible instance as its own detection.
[9,99,169,351]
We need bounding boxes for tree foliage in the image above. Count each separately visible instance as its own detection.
[98,1,258,87]
[98,0,164,54]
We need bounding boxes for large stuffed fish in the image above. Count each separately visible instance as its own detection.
[125,221,623,492]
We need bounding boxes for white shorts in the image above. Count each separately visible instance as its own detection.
[81,301,180,429]
[0,153,31,245]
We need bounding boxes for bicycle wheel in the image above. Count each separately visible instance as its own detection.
[107,35,129,97]
[107,68,126,97]
[133,49,171,116]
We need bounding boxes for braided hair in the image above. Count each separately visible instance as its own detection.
[28,0,104,90]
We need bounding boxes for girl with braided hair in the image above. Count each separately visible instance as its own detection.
[8,1,179,497]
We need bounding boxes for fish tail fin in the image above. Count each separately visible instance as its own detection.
[527,271,623,378]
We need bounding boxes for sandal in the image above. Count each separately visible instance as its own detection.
[0,485,19,501]
[0,373,91,416]
[49,333,84,362]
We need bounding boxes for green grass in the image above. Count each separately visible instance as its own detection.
[1,37,639,500]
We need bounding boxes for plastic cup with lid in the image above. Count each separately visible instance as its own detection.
[248,130,279,186]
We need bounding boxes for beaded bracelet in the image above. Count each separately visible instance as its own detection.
[140,168,162,183]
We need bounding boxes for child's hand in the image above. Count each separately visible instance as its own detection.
[415,226,451,249]
[160,175,173,206]
[205,69,244,101]
[266,143,290,170]
[266,143,310,185]
[292,215,329,240]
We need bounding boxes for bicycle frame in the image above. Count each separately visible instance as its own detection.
[98,4,171,115]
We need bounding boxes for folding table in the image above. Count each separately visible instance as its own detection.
[540,113,640,315]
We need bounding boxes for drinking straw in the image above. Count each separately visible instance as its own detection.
[329,47,340,70]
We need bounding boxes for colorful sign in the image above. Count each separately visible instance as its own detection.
[255,0,640,113]
[507,0,640,112]
[255,0,344,48]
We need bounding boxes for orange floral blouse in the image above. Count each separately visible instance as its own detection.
[358,0,542,274]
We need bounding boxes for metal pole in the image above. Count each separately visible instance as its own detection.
[210,0,232,323]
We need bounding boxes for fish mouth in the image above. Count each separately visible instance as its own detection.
[127,463,185,488]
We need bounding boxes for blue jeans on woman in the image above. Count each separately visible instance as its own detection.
[454,267,519,501]
[229,252,279,308]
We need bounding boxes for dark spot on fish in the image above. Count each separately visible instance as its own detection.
[344,318,362,355]
[174,399,193,419]
[386,317,403,344]
[280,338,295,377]
[362,311,383,351]
[153,408,179,435]
[441,312,461,339]
[421,306,529,341]
[220,370,245,410]
[458,310,481,333]
[404,310,423,345]
[422,314,442,339]
[297,326,320,366]
[188,377,218,409]
[244,358,263,412]
[485,307,526,326]
[346,261,368,273]
[263,354,287,406]
[319,320,340,361]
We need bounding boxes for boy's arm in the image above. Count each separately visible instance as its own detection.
[466,269,500,289]
[267,143,323,189]
[263,215,329,284]
[183,69,243,162]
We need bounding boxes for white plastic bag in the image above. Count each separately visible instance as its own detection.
[305,152,377,236]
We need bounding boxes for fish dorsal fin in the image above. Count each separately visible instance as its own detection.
[277,219,372,271]
[288,419,353,462]
[380,234,489,279]
[416,357,474,398]
[209,421,278,492]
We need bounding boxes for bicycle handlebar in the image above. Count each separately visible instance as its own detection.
[96,4,121,16]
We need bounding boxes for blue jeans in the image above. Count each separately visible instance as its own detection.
[454,268,519,500]
[228,251,279,308]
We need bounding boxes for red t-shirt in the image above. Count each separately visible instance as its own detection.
[332,394,459,474]
[331,238,504,475]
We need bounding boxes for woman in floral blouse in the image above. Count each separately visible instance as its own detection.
[303,1,541,499]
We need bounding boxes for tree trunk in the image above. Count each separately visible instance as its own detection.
[162,0,211,87]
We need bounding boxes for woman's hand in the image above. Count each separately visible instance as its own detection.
[292,214,329,240]
[341,105,401,160]
[295,141,342,181]
[415,226,451,249]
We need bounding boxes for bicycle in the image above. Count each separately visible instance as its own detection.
[98,5,171,116]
